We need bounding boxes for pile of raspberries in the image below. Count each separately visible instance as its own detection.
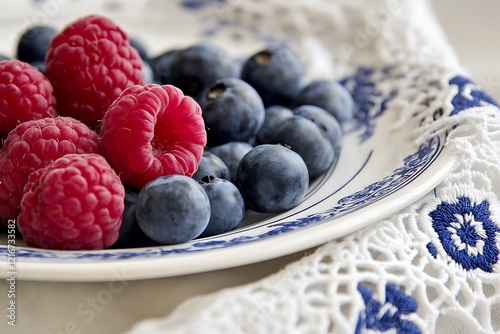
[0,15,207,250]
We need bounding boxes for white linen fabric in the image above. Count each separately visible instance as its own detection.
[127,0,500,333]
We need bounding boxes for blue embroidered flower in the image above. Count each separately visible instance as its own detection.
[429,197,500,272]
[426,242,437,258]
[449,76,499,115]
[356,283,420,334]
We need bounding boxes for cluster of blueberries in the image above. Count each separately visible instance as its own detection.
[10,26,355,247]
[122,42,355,247]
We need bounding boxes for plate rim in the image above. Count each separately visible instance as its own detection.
[0,137,455,282]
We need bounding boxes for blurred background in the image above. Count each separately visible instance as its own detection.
[433,0,500,100]
[1,1,498,101]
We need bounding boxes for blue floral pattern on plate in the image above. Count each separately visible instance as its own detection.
[341,68,397,143]
[0,66,453,263]
[0,120,444,260]
[180,0,226,10]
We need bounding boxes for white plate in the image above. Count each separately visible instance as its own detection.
[0,1,455,281]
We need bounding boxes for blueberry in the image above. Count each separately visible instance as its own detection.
[129,37,150,64]
[235,144,309,213]
[293,105,342,147]
[198,176,245,237]
[0,220,7,234]
[111,185,159,248]
[294,80,354,123]
[208,141,253,183]
[136,175,211,244]
[272,115,335,179]
[142,61,155,84]
[127,37,154,83]
[168,43,237,97]
[151,49,178,84]
[192,151,230,181]
[29,60,46,74]
[124,184,140,205]
[111,203,159,248]
[256,105,294,144]
[198,78,265,146]
[241,45,304,107]
[16,25,58,64]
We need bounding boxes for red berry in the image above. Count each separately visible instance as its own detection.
[0,117,100,221]
[0,59,57,138]
[45,14,144,128]
[100,84,207,189]
[18,153,124,250]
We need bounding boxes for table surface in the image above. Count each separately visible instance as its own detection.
[1,1,500,333]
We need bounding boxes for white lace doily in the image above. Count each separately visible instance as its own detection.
[127,1,500,333]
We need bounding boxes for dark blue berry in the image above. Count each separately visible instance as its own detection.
[0,220,7,234]
[111,185,158,248]
[293,105,342,147]
[29,60,46,74]
[129,37,150,64]
[294,80,354,123]
[124,184,140,205]
[128,38,154,83]
[240,45,304,107]
[151,49,178,84]
[198,176,245,237]
[111,203,159,248]
[192,151,230,181]
[142,61,155,84]
[16,26,58,64]
[208,141,253,183]
[272,115,335,179]
[136,175,211,244]
[256,105,294,144]
[235,144,309,213]
[168,43,237,97]
[198,78,265,146]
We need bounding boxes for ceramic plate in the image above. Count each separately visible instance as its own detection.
[0,1,455,281]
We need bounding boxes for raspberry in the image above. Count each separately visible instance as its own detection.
[100,84,207,189]
[0,117,99,221]
[18,154,124,250]
[45,15,144,128]
[0,59,57,139]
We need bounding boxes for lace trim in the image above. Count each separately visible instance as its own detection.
[128,1,500,333]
